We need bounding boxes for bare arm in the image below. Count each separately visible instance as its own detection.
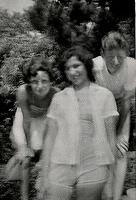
[38,117,58,197]
[116,96,131,137]
[42,118,57,171]
[105,116,118,155]
[14,85,34,159]
[17,85,31,142]
[103,116,118,200]
[115,89,136,156]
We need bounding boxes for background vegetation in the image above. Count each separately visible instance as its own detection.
[0,0,135,199]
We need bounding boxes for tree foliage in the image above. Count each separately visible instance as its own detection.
[0,8,60,163]
[28,0,49,32]
[109,0,135,20]
[0,9,33,37]
[29,0,135,57]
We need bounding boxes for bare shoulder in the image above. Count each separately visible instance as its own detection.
[17,84,27,104]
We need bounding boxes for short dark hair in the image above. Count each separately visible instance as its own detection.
[60,45,95,83]
[22,56,53,83]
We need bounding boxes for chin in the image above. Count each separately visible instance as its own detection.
[34,92,46,98]
[41,92,48,97]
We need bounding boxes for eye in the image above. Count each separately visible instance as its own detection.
[117,56,125,60]
[42,80,48,84]
[31,80,38,85]
[65,64,81,71]
[73,64,80,69]
[108,56,114,59]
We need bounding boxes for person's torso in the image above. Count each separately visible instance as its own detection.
[75,89,96,170]
[26,85,57,118]
[93,56,128,99]
[51,85,115,165]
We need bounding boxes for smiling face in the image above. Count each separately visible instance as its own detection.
[65,56,90,89]
[102,49,127,74]
[30,70,50,99]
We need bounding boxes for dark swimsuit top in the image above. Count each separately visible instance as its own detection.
[26,85,57,118]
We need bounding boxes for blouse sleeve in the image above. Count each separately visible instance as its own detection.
[102,90,119,119]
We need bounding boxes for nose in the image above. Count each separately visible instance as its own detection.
[37,81,43,89]
[69,67,77,75]
[113,56,119,65]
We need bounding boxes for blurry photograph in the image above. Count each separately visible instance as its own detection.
[0,1,135,200]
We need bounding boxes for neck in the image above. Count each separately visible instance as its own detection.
[73,80,90,91]
[33,88,51,101]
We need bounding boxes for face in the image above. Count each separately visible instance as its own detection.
[65,56,89,88]
[30,71,50,99]
[80,0,87,5]
[103,49,126,74]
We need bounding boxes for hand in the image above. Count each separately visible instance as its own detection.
[15,147,34,161]
[116,136,129,158]
[124,90,135,101]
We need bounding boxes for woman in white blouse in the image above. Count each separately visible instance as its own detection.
[39,46,118,200]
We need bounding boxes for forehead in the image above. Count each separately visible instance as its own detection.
[66,56,81,66]
[31,71,50,80]
[104,49,126,57]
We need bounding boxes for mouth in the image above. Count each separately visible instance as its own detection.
[35,89,45,94]
[72,77,80,83]
[72,75,80,79]
[108,65,120,73]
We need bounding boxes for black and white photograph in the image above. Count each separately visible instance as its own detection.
[0,1,136,200]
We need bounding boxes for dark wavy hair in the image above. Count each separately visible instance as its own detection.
[21,56,54,83]
[60,45,95,83]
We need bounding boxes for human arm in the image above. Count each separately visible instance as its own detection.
[103,90,119,154]
[115,89,135,157]
[105,116,118,156]
[14,85,33,159]
[102,91,118,200]
[104,96,128,200]
[36,94,59,198]
[116,92,132,136]
[16,85,31,139]
[11,107,32,159]
[116,57,136,150]
[11,108,34,160]
[37,117,58,199]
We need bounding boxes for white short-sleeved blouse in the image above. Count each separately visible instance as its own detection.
[47,84,118,165]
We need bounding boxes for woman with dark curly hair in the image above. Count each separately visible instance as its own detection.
[11,55,58,200]
[39,46,118,200]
